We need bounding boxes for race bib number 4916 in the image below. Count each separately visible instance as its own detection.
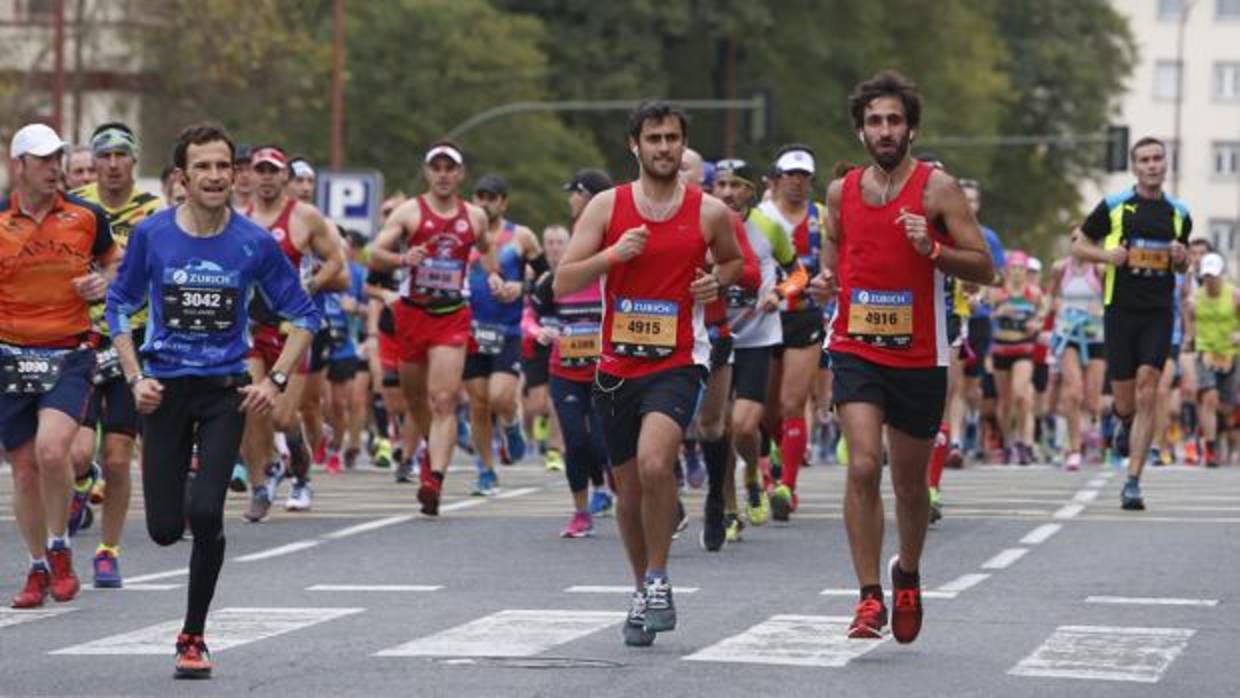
[846,289,913,349]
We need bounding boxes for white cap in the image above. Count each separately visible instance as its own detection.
[1027,257,1042,272]
[1200,252,1225,278]
[775,149,815,175]
[9,123,66,159]
[425,144,463,166]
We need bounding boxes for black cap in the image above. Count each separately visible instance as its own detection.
[714,158,755,186]
[233,143,254,164]
[562,168,613,196]
[473,174,508,197]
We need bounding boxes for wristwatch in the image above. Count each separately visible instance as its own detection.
[269,370,289,393]
[127,372,146,388]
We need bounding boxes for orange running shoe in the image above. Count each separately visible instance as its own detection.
[174,633,213,679]
[889,556,923,644]
[847,597,888,639]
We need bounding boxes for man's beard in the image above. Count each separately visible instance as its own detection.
[867,133,911,172]
[641,153,680,182]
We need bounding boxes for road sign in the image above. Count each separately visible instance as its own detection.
[316,169,384,237]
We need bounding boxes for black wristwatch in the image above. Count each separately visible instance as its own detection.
[269,370,289,393]
[127,372,146,388]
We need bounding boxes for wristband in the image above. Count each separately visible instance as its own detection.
[928,240,943,260]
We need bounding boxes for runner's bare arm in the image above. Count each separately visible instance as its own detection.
[702,195,742,288]
[810,178,844,303]
[554,189,617,297]
[926,171,994,285]
[366,199,420,271]
[304,208,349,293]
[1070,226,1121,266]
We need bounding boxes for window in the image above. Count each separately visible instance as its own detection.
[1219,0,1240,20]
[1216,63,1240,99]
[1159,0,1187,19]
[1213,142,1240,175]
[1209,219,1237,253]
[16,0,55,22]
[1154,60,1182,100]
[1164,140,1181,174]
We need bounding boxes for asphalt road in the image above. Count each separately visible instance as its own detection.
[0,454,1236,698]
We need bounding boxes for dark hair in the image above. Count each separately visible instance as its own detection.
[159,164,177,184]
[1189,237,1213,251]
[849,70,922,130]
[627,100,689,141]
[1129,136,1165,159]
[91,121,134,139]
[343,228,368,249]
[172,123,235,170]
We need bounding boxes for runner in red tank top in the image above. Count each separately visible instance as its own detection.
[239,145,346,522]
[367,141,494,516]
[808,72,994,645]
[554,102,742,647]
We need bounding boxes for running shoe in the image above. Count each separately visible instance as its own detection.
[544,448,565,473]
[1121,478,1145,511]
[457,415,472,453]
[313,436,328,466]
[244,486,272,523]
[93,549,122,589]
[68,463,99,537]
[588,489,614,517]
[472,469,498,497]
[672,498,689,538]
[684,444,705,489]
[264,460,286,499]
[1159,447,1174,467]
[1205,443,1220,469]
[10,566,50,608]
[285,481,312,511]
[701,493,726,552]
[1064,452,1082,472]
[889,556,923,644]
[724,513,744,543]
[745,484,770,526]
[533,414,550,444]
[944,447,964,470]
[623,591,656,647]
[228,463,248,493]
[417,479,441,516]
[344,448,360,470]
[835,435,850,467]
[847,597,888,639]
[643,577,676,632]
[929,487,943,524]
[560,511,594,538]
[771,484,794,522]
[394,457,414,483]
[325,451,343,475]
[174,633,212,679]
[1184,440,1200,465]
[372,438,393,469]
[47,544,79,602]
[503,423,527,463]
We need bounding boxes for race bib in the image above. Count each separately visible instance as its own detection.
[414,259,464,294]
[725,286,758,310]
[1128,238,1171,276]
[611,298,678,358]
[471,321,507,355]
[162,285,239,333]
[94,346,125,385]
[0,346,68,395]
[846,289,912,349]
[559,321,601,368]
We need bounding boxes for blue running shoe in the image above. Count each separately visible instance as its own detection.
[683,444,705,489]
[93,549,122,589]
[68,463,100,537]
[457,413,473,453]
[503,423,526,463]
[229,463,248,493]
[588,490,614,517]
[472,469,498,496]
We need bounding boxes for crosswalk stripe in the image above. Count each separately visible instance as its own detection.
[1010,625,1194,683]
[1085,596,1218,607]
[49,607,363,655]
[982,548,1029,570]
[0,607,76,629]
[375,610,624,658]
[307,584,442,592]
[565,585,700,594]
[685,615,888,667]
[936,573,989,595]
[1021,523,1062,545]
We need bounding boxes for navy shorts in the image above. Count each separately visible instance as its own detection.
[463,335,523,380]
[829,350,946,439]
[593,365,705,466]
[83,375,139,437]
[0,349,95,450]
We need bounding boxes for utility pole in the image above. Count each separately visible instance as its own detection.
[330,0,346,169]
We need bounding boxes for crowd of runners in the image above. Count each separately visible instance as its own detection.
[2,69,1237,678]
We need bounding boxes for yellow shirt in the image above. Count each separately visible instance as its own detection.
[74,183,162,332]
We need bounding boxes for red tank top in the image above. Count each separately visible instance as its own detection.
[247,198,302,266]
[403,195,476,311]
[829,161,951,368]
[600,183,708,379]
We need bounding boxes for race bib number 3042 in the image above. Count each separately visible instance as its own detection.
[846,288,913,349]
[611,298,678,358]
[162,285,239,333]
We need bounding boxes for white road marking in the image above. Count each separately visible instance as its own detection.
[818,588,957,600]
[1010,625,1195,683]
[1073,489,1100,503]
[565,585,699,594]
[685,615,888,667]
[0,607,76,628]
[493,487,540,500]
[438,498,487,513]
[51,607,363,655]
[234,540,321,562]
[1085,596,1219,607]
[124,568,188,584]
[375,609,623,657]
[982,548,1029,570]
[307,584,442,592]
[1087,478,1108,488]
[81,583,181,592]
[322,515,414,540]
[935,573,990,595]
[1021,523,1062,545]
[1053,504,1085,519]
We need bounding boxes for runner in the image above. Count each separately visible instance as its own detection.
[230,144,255,210]
[322,231,371,471]
[366,141,493,516]
[239,145,346,520]
[989,252,1045,465]
[105,123,319,678]
[1187,253,1239,468]
[1047,251,1106,470]
[525,226,567,474]
[1072,136,1191,510]
[3,123,117,609]
[161,164,188,208]
[66,121,162,588]
[554,101,743,645]
[758,143,828,521]
[63,145,97,190]
[810,72,994,642]
[533,168,614,537]
[465,174,544,494]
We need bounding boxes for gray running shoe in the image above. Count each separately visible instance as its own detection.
[244,486,272,523]
[1121,479,1145,511]
[622,591,656,647]
[642,577,676,633]
[285,481,312,511]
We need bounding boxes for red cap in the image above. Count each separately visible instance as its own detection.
[251,147,288,169]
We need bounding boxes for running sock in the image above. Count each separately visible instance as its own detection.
[96,543,120,556]
[30,557,49,571]
[779,417,807,490]
[892,561,921,587]
[47,535,69,551]
[928,423,949,490]
[285,429,311,481]
[431,471,445,483]
[701,437,729,504]
[861,584,883,602]
[644,569,667,584]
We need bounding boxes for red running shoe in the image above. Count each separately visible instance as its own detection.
[889,556,923,644]
[847,597,888,639]
[174,633,213,679]
[10,567,50,608]
[417,479,441,516]
[47,547,80,602]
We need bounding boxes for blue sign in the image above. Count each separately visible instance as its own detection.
[315,170,384,238]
